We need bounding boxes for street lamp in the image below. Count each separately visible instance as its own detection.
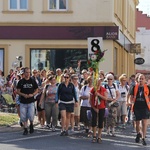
[16,56,23,67]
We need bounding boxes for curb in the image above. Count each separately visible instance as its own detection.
[0,125,22,133]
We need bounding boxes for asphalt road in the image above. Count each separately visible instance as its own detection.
[0,124,150,150]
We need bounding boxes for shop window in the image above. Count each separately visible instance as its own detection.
[9,0,28,10]
[49,0,68,11]
[30,49,87,71]
[0,49,4,72]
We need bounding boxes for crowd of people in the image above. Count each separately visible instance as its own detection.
[0,63,150,146]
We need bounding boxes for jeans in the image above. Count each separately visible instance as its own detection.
[20,102,35,122]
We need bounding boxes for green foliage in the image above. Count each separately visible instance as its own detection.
[0,113,19,126]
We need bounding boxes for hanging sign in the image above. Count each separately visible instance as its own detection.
[134,57,145,65]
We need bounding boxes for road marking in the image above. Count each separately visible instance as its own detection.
[1,130,83,143]
[2,132,59,143]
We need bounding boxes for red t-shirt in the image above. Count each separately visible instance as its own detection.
[90,86,106,109]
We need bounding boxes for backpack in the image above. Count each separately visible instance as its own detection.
[83,85,87,91]
[104,83,117,90]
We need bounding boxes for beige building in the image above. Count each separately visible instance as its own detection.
[0,0,138,76]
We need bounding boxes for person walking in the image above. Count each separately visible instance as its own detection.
[80,76,93,135]
[90,78,108,143]
[17,67,38,135]
[130,74,150,146]
[39,75,58,131]
[70,74,81,131]
[104,73,120,136]
[56,73,78,136]
[117,75,129,128]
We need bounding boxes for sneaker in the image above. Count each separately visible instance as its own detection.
[107,131,111,136]
[142,138,147,146]
[46,124,51,129]
[85,129,89,133]
[20,122,23,127]
[135,133,142,143]
[65,130,69,136]
[41,125,45,128]
[132,128,136,133]
[77,126,80,131]
[122,124,126,129]
[112,133,116,137]
[29,123,34,134]
[60,131,66,136]
[18,119,23,127]
[52,126,56,132]
[70,128,74,132]
[87,130,92,138]
[23,128,28,135]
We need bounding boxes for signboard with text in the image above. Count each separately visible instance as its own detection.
[130,43,141,54]
[88,37,103,59]
[134,57,145,65]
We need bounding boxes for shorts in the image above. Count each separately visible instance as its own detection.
[117,101,127,116]
[74,104,81,116]
[15,95,20,106]
[59,103,74,113]
[20,102,35,122]
[133,108,150,121]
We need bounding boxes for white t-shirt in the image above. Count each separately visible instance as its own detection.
[80,85,92,107]
[103,83,119,99]
[118,85,129,102]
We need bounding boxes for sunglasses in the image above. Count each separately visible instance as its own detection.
[73,78,78,80]
[64,76,69,79]
[108,78,113,80]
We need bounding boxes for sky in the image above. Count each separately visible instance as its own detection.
[137,0,150,16]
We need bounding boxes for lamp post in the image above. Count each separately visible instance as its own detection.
[16,56,23,67]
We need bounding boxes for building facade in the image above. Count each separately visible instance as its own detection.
[136,9,150,77]
[0,0,138,76]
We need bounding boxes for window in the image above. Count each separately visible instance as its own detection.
[30,49,87,71]
[9,0,28,10]
[49,0,68,11]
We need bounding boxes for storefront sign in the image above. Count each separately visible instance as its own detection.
[130,43,141,54]
[0,26,119,40]
[134,57,145,65]
[105,31,118,39]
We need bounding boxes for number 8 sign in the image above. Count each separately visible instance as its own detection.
[88,37,103,59]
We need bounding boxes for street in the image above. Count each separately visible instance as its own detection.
[0,124,150,150]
